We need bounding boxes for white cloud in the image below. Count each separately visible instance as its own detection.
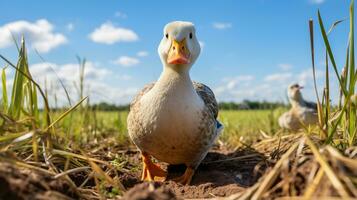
[115,11,127,18]
[137,51,149,57]
[0,19,67,53]
[30,61,109,104]
[214,68,337,104]
[223,75,254,89]
[264,69,324,86]
[66,23,74,32]
[27,61,137,106]
[214,82,280,103]
[214,75,255,98]
[309,0,325,4]
[112,56,140,67]
[298,69,323,85]
[89,22,138,44]
[212,22,232,30]
[264,73,292,82]
[278,63,293,71]
[30,62,109,84]
[87,81,138,104]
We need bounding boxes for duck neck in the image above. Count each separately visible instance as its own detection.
[155,65,195,92]
[290,96,305,108]
[159,66,192,85]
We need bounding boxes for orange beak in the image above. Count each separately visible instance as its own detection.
[167,38,190,65]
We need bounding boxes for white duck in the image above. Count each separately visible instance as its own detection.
[279,83,318,131]
[127,21,223,185]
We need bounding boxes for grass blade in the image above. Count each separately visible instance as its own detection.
[8,37,27,119]
[309,19,325,132]
[348,0,356,146]
[1,67,8,112]
[327,19,346,35]
[45,97,88,131]
[318,11,348,96]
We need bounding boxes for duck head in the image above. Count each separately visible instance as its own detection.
[158,21,201,72]
[288,83,304,105]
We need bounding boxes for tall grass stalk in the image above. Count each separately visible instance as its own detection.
[1,67,8,111]
[310,0,357,146]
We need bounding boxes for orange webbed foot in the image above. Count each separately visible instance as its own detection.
[141,152,167,182]
[173,167,195,185]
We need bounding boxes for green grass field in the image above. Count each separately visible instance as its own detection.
[57,109,286,147]
[218,109,285,145]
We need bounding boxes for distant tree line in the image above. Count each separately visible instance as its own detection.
[218,100,286,110]
[88,100,287,111]
[89,102,129,111]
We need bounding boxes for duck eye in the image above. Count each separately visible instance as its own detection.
[165,33,169,39]
[189,32,193,39]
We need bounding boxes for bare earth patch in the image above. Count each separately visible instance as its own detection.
[117,146,267,199]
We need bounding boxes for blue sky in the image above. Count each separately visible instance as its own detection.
[0,0,353,105]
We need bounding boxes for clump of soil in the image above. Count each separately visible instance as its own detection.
[0,161,77,200]
[122,182,179,200]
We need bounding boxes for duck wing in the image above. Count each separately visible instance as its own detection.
[193,81,218,119]
[304,100,317,111]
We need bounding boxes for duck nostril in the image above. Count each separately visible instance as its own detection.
[181,46,185,50]
[173,46,176,50]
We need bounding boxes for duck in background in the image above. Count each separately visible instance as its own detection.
[127,21,223,185]
[279,83,318,131]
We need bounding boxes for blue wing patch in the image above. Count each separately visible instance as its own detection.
[216,120,224,134]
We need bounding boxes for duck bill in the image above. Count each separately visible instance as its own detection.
[167,38,191,65]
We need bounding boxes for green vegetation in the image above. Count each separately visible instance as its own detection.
[309,0,357,147]
[87,100,287,112]
[219,100,286,110]
[218,109,285,145]
[57,109,285,147]
[0,39,126,199]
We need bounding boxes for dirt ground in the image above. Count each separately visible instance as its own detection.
[1,135,356,200]
[115,145,269,199]
[0,142,269,200]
